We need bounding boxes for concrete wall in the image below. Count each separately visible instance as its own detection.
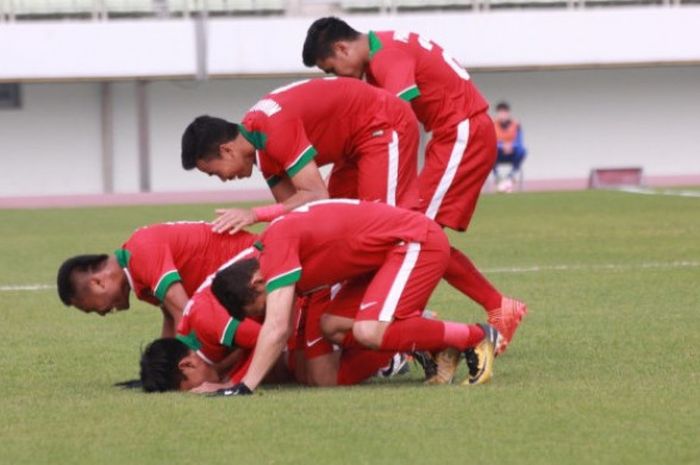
[3,8,700,80]
[1,65,699,197]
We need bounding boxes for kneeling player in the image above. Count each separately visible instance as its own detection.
[140,260,403,392]
[209,200,501,397]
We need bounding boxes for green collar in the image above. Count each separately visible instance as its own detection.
[114,249,131,268]
[238,124,266,150]
[368,31,382,59]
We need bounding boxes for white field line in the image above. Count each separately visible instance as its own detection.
[0,284,56,292]
[483,260,700,274]
[1,261,698,293]
[617,187,700,198]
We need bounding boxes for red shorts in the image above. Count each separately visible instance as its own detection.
[329,98,420,210]
[419,111,496,231]
[298,288,336,360]
[326,223,450,322]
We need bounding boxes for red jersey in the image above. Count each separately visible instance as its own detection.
[176,247,261,364]
[115,222,257,305]
[365,30,489,132]
[239,77,409,188]
[258,199,432,294]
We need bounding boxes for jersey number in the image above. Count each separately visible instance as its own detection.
[393,31,470,81]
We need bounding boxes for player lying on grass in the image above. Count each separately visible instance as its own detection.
[140,250,423,392]
[56,222,257,341]
[180,76,420,234]
[138,255,295,393]
[206,199,501,397]
[303,18,527,354]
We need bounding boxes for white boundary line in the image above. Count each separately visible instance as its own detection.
[2,260,698,293]
[0,284,56,292]
[617,187,700,198]
[483,260,700,274]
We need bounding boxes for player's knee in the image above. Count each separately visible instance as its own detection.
[352,322,382,349]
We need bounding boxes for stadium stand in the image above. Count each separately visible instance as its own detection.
[0,0,285,19]
[0,0,693,19]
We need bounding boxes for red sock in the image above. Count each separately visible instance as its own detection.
[336,350,394,385]
[379,318,448,352]
[444,247,502,312]
[443,322,485,350]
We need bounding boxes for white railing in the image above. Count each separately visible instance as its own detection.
[0,0,694,21]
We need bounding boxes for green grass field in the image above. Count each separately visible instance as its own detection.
[1,190,699,465]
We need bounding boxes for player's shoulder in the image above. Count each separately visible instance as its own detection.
[373,30,419,48]
[188,285,222,317]
[126,222,171,242]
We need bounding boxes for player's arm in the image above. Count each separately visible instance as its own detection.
[212,162,328,234]
[159,282,189,338]
[276,160,328,208]
[240,285,296,391]
[268,175,296,203]
[211,176,297,234]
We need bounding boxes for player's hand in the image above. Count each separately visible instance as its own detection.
[189,381,233,394]
[212,208,257,234]
[207,383,254,397]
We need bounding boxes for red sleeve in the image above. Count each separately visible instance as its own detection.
[233,318,261,349]
[122,240,182,303]
[262,117,317,187]
[369,49,420,102]
[177,290,235,364]
[260,229,302,293]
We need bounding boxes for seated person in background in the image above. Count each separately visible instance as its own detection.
[493,101,527,193]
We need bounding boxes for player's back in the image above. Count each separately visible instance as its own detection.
[125,222,257,297]
[250,77,400,163]
[367,31,489,132]
[261,200,433,290]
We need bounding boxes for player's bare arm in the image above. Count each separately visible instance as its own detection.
[159,282,188,337]
[240,285,296,391]
[277,160,329,208]
[212,161,328,235]
[269,173,300,203]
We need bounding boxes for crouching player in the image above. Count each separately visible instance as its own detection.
[56,222,257,338]
[303,18,527,354]
[210,200,501,397]
[180,76,420,235]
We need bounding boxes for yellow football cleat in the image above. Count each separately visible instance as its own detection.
[424,348,461,385]
[461,324,501,386]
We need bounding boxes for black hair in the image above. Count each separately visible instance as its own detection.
[56,254,109,305]
[496,101,511,111]
[139,338,190,393]
[302,17,361,67]
[181,115,239,170]
[211,258,260,321]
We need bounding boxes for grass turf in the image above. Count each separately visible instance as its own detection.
[1,190,698,465]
